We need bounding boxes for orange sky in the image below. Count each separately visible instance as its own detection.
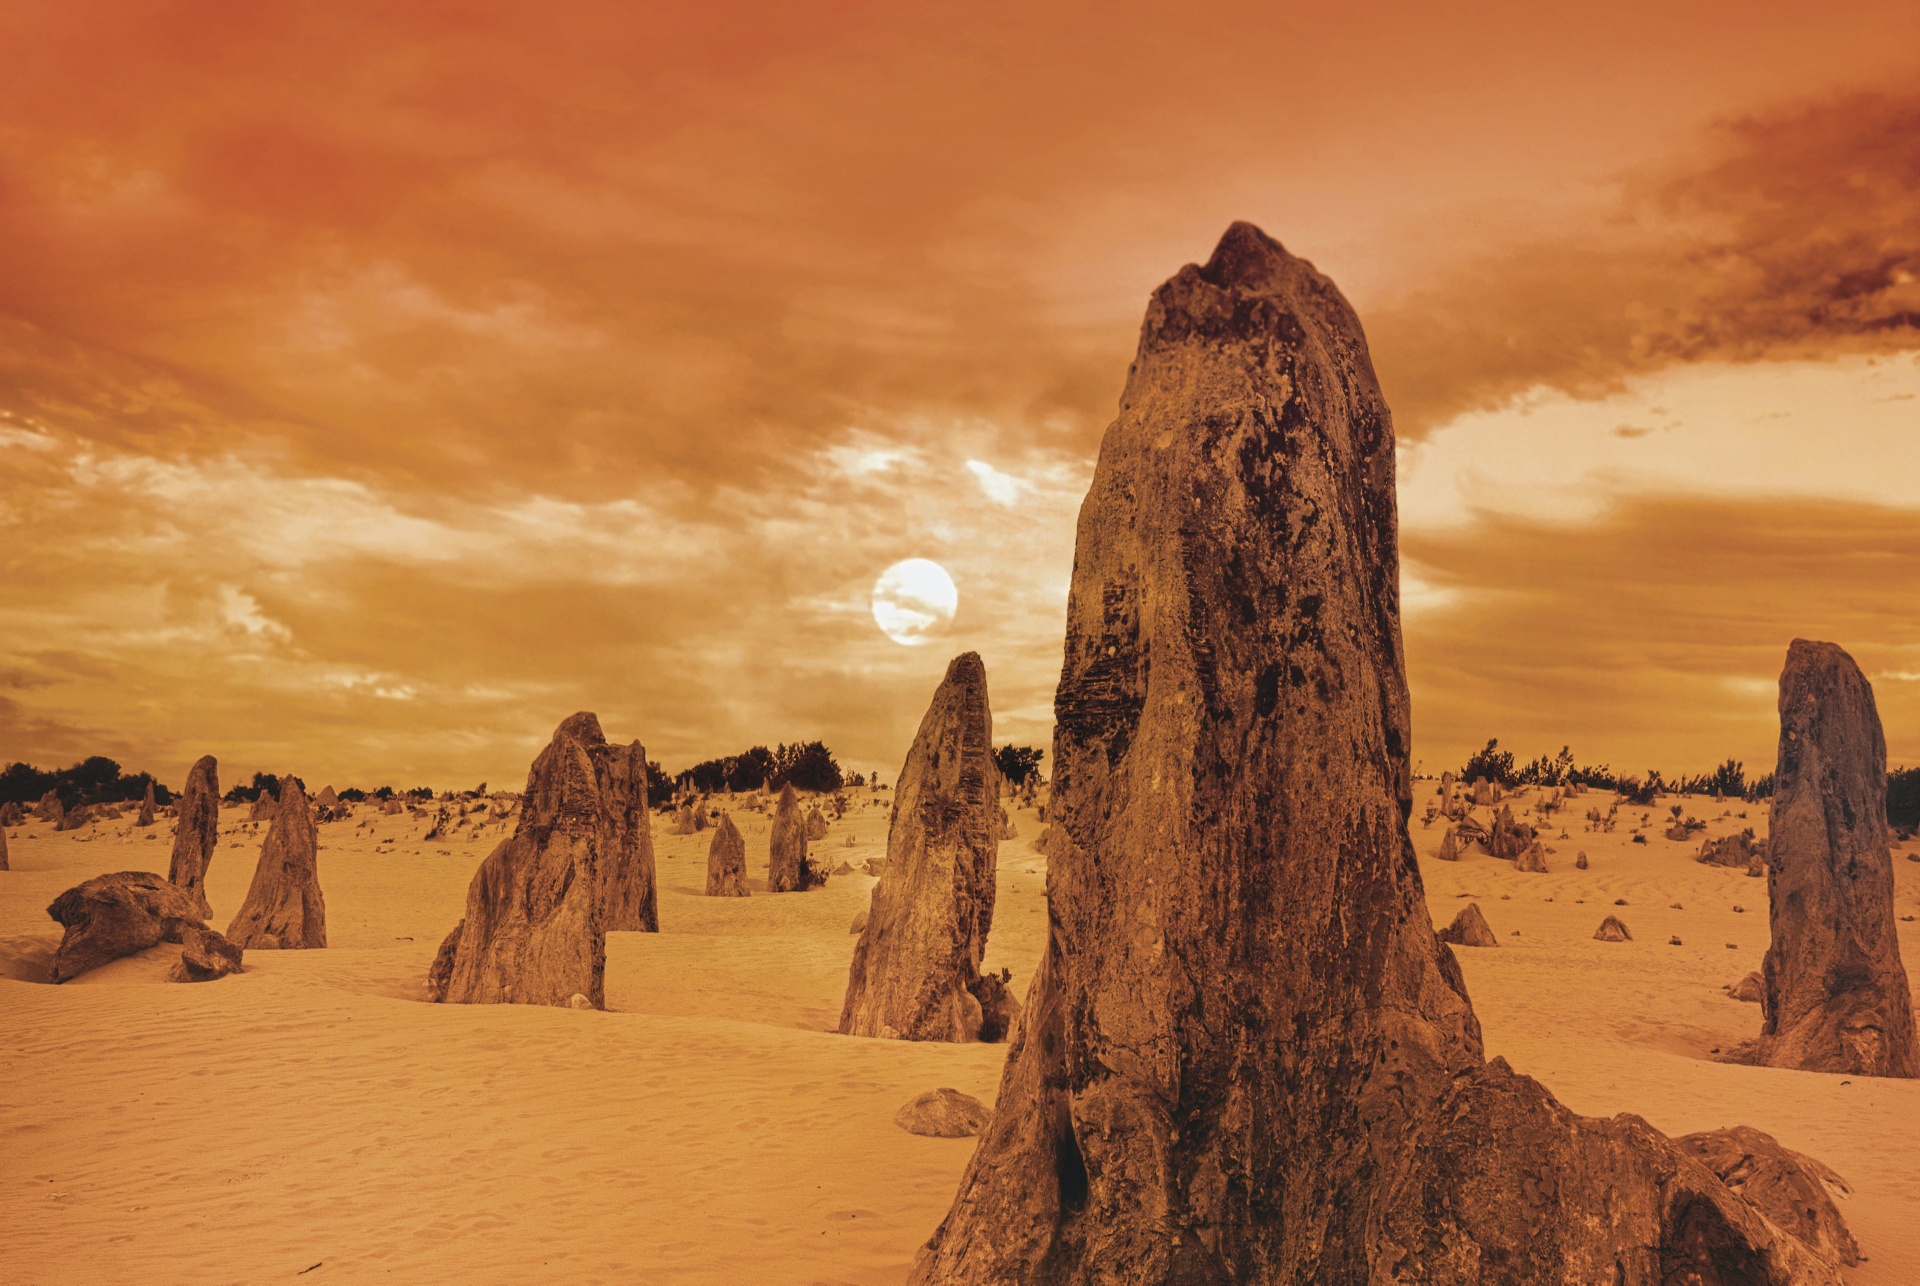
[2,0,1918,792]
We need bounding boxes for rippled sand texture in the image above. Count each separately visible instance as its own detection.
[2,785,1917,1283]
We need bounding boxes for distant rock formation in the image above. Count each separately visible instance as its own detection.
[895,1087,991,1138]
[1595,915,1633,942]
[1515,839,1549,873]
[1676,1126,1860,1266]
[428,713,638,1007]
[227,776,326,950]
[56,803,89,832]
[136,781,157,827]
[1440,771,1456,818]
[1435,828,1461,862]
[47,871,206,983]
[840,652,1008,1043]
[167,756,220,918]
[767,784,823,891]
[705,813,749,897]
[1437,903,1498,947]
[906,224,1841,1286]
[247,795,274,823]
[317,785,339,810]
[1698,831,1760,867]
[1751,639,1918,1078]
[1472,776,1494,806]
[33,790,62,824]
[1488,804,1534,861]
[805,806,828,841]
[169,926,244,983]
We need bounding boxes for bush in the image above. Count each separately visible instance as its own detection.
[1459,739,1516,787]
[0,757,173,808]
[993,745,1046,787]
[1885,766,1920,830]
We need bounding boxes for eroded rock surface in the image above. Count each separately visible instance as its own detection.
[1595,915,1633,942]
[1438,903,1498,947]
[227,776,326,950]
[895,1088,991,1138]
[167,755,220,918]
[427,713,646,1007]
[47,871,206,983]
[840,652,1003,1043]
[767,784,822,892]
[170,925,244,982]
[705,813,749,897]
[906,223,1844,1286]
[1677,1126,1860,1266]
[1753,639,1918,1077]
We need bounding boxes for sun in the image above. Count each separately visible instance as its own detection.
[871,559,958,646]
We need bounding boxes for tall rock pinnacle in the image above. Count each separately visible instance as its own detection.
[906,222,1845,1284]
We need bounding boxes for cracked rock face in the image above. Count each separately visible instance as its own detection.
[428,713,649,1008]
[906,222,1845,1286]
[839,652,1002,1043]
[1755,639,1918,1078]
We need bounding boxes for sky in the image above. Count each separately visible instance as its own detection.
[2,0,1918,794]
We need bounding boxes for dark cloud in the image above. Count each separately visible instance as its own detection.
[1372,86,1920,436]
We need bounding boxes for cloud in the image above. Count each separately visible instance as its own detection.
[1402,493,1920,777]
[1370,86,1920,436]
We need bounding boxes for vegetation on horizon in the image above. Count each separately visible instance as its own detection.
[672,740,845,797]
[993,744,1045,787]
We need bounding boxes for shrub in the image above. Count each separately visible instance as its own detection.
[1459,739,1516,787]
[993,745,1046,787]
[1889,765,1920,831]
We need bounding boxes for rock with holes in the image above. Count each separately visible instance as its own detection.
[47,871,207,983]
[904,223,1843,1286]
[1751,640,1918,1078]
[227,776,326,950]
[841,653,1005,1042]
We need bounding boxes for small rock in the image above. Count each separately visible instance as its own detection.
[1593,915,1632,943]
[1574,851,1588,870]
[1614,899,1628,906]
[894,1087,991,1138]
[1669,902,1683,910]
[1732,905,1745,913]
[168,926,244,983]
[566,993,595,1010]
[1436,904,1497,948]
[1668,936,1683,946]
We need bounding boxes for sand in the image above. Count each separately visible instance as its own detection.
[2,787,1916,1283]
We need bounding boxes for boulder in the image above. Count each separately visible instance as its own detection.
[1472,776,1494,807]
[136,781,157,827]
[767,784,823,891]
[166,755,220,918]
[1437,903,1498,947]
[382,798,403,815]
[316,785,339,811]
[805,807,829,841]
[1675,1126,1860,1266]
[1665,823,1692,842]
[1595,915,1633,942]
[427,713,641,1008]
[1434,828,1461,862]
[840,652,1003,1043]
[1575,850,1589,870]
[1730,972,1765,1003]
[894,1088,991,1138]
[1698,831,1761,868]
[905,224,1842,1286]
[226,776,327,950]
[169,926,244,982]
[1752,640,1918,1077]
[247,794,274,823]
[56,804,90,832]
[46,871,206,983]
[33,790,62,824]
[1488,805,1535,861]
[1515,839,1548,873]
[705,813,750,897]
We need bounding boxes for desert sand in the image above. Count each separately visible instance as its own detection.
[3,787,1918,1283]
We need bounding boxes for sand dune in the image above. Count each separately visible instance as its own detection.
[2,788,1915,1282]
